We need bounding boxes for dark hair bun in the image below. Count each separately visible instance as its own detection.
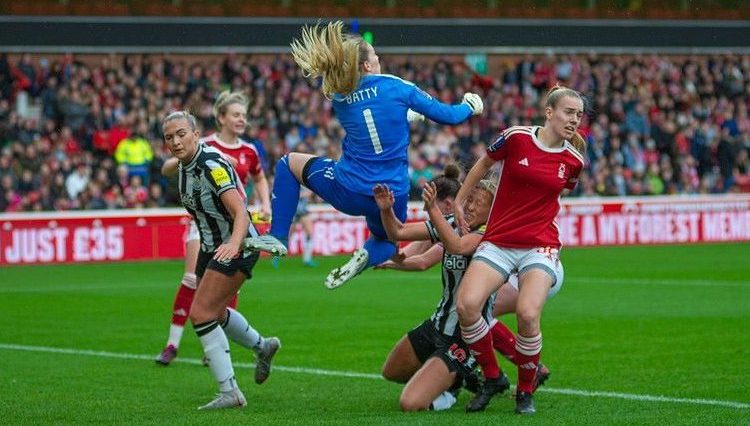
[443,163,461,180]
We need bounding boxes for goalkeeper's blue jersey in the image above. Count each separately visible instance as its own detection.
[331,74,472,196]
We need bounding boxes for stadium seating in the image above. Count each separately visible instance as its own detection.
[1,51,748,213]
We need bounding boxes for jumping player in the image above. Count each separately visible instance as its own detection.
[243,21,483,289]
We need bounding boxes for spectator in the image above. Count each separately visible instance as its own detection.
[65,163,90,200]
[0,52,748,212]
[114,122,153,185]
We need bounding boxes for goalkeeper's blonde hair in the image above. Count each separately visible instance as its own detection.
[291,21,369,99]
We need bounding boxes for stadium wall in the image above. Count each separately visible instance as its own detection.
[1,194,749,265]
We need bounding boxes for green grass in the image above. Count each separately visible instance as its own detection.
[1,243,749,425]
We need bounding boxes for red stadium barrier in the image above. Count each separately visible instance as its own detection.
[1,194,749,265]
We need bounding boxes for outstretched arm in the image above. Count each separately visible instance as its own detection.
[407,84,483,125]
[374,184,430,241]
[378,243,443,271]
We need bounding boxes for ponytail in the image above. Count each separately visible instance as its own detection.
[570,132,587,157]
[290,21,366,98]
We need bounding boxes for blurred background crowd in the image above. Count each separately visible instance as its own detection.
[1,51,749,212]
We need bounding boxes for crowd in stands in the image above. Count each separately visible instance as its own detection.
[1,51,749,212]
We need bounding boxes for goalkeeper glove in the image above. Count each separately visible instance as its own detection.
[462,92,484,115]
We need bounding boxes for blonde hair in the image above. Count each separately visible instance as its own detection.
[545,84,587,156]
[212,91,248,130]
[290,21,370,98]
[477,179,498,197]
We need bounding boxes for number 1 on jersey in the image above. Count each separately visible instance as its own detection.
[363,108,383,154]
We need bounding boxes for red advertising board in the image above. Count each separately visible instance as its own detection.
[557,195,750,246]
[1,194,748,266]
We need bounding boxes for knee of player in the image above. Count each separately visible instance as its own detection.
[515,305,541,328]
[188,304,213,324]
[456,297,480,322]
[399,393,428,412]
[381,364,397,382]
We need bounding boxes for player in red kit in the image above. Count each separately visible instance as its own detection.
[156,92,279,384]
[455,85,586,414]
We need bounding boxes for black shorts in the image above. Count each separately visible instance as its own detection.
[406,319,477,378]
[196,249,260,280]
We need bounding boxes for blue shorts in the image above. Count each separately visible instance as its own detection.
[302,157,408,240]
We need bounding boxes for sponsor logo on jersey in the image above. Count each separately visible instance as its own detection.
[444,254,468,271]
[519,157,529,167]
[210,168,231,186]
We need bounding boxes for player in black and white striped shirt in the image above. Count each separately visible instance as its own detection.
[162,111,278,410]
[373,179,496,411]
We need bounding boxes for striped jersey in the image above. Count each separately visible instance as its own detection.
[484,125,585,249]
[425,215,495,337]
[178,144,259,252]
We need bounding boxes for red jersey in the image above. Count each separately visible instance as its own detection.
[201,134,262,187]
[483,126,585,249]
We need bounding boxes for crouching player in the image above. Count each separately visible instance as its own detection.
[375,179,495,411]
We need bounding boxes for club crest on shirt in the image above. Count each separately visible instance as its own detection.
[558,163,566,179]
[210,168,230,186]
[181,193,197,210]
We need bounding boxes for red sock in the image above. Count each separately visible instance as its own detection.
[490,319,516,364]
[461,318,500,380]
[227,293,239,310]
[515,333,542,394]
[171,284,195,327]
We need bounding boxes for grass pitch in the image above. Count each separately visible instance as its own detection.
[1,243,749,425]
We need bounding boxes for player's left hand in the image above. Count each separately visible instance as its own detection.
[214,242,240,263]
[462,92,484,115]
[407,109,425,123]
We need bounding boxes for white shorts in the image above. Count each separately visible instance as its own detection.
[475,242,564,297]
[505,265,563,299]
[187,219,200,242]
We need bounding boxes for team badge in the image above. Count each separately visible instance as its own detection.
[558,163,566,179]
[181,193,196,210]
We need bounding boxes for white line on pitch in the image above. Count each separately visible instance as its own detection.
[1,343,748,410]
[1,275,746,294]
